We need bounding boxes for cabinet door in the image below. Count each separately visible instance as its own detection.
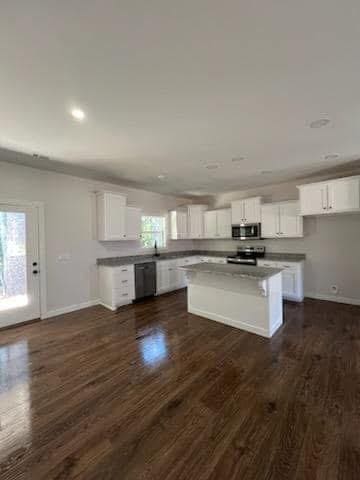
[156,263,170,292]
[125,207,142,240]
[279,202,303,237]
[188,206,205,238]
[168,263,180,289]
[243,198,261,223]
[328,178,360,212]
[217,209,232,238]
[231,200,244,224]
[178,211,188,239]
[261,205,279,238]
[170,211,178,240]
[299,184,327,215]
[281,270,298,298]
[102,194,126,240]
[204,211,217,238]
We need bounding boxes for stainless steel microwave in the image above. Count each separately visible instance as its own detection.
[232,223,261,240]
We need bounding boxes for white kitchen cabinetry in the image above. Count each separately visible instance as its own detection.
[217,209,232,237]
[157,259,184,294]
[125,207,142,240]
[156,256,227,294]
[261,201,303,238]
[298,176,360,215]
[98,264,135,310]
[188,205,207,238]
[204,209,232,239]
[204,211,217,238]
[231,197,261,224]
[97,192,142,241]
[170,209,188,239]
[97,192,126,241]
[257,260,304,302]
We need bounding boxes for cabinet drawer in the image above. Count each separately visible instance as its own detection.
[113,265,134,274]
[112,265,134,283]
[113,277,133,288]
[113,286,135,302]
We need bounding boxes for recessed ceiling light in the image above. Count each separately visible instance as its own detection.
[71,108,86,121]
[325,154,339,161]
[231,156,245,163]
[157,174,166,179]
[205,163,219,170]
[309,118,330,128]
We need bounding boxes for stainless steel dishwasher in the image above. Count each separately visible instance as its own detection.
[134,262,156,300]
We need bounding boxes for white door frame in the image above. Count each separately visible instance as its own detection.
[0,198,47,320]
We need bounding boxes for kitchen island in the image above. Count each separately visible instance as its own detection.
[179,263,283,338]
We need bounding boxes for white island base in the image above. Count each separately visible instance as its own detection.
[184,267,283,338]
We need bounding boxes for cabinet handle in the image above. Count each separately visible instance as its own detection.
[121,269,128,272]
[122,293,128,297]
[122,280,128,283]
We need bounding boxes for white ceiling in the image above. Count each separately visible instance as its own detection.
[1,0,360,196]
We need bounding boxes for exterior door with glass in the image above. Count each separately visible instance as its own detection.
[0,204,40,328]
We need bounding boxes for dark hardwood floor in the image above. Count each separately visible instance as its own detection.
[0,290,359,480]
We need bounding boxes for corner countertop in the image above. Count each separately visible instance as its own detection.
[96,250,306,267]
[179,262,283,280]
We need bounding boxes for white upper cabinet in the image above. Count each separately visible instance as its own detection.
[261,204,279,237]
[170,209,188,239]
[231,197,261,224]
[188,205,207,238]
[261,201,303,238]
[204,211,218,238]
[298,183,328,215]
[97,192,142,241]
[279,202,303,237]
[298,176,360,215]
[97,192,127,241]
[216,209,232,238]
[328,177,360,212]
[125,207,142,240]
[204,209,231,238]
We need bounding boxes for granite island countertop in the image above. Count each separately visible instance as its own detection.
[179,262,283,281]
[96,250,306,267]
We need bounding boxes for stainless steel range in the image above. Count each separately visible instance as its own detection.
[227,246,265,266]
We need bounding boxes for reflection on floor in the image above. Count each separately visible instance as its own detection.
[0,340,31,462]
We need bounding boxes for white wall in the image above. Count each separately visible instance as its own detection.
[195,179,360,303]
[0,161,194,314]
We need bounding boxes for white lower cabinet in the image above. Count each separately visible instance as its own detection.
[156,256,226,294]
[257,260,304,302]
[98,264,135,310]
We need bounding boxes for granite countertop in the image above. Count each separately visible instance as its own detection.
[96,250,306,267]
[179,262,283,281]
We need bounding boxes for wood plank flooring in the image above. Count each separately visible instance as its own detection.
[0,289,359,479]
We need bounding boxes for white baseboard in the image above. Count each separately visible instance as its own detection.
[305,292,360,306]
[42,299,101,319]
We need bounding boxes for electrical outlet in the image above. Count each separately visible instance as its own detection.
[331,285,339,295]
[57,253,71,262]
